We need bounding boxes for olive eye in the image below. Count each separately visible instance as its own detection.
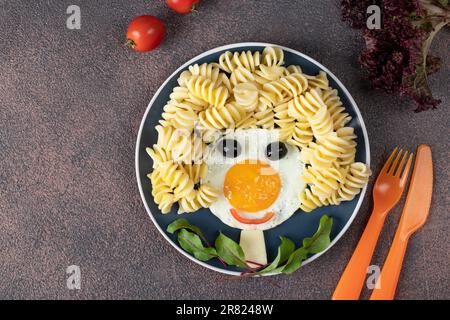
[219,139,241,158]
[266,141,287,160]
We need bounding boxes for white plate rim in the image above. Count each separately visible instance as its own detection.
[135,42,371,276]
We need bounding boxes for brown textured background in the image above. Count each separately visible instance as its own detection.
[0,0,449,300]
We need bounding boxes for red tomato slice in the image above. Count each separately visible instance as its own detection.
[230,208,275,225]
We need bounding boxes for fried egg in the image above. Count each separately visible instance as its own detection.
[204,128,305,230]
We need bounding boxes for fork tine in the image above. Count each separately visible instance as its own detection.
[394,151,409,177]
[380,147,398,174]
[388,149,403,175]
[400,154,413,186]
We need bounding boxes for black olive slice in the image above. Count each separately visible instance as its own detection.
[218,139,241,158]
[266,141,288,160]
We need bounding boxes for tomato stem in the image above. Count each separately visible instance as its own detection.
[124,39,136,49]
[191,4,199,15]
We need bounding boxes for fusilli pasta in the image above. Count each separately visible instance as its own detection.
[233,82,259,112]
[336,163,371,201]
[262,46,284,67]
[219,50,261,73]
[178,184,219,214]
[146,46,370,215]
[148,170,176,214]
[187,75,230,108]
[198,103,245,130]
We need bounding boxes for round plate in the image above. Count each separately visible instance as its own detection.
[135,42,370,276]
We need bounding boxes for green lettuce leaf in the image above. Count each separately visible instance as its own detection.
[259,237,295,274]
[215,233,246,268]
[177,229,217,262]
[167,218,205,239]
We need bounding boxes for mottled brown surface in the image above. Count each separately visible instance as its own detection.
[0,0,449,300]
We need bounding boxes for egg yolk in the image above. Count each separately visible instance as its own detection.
[223,160,281,213]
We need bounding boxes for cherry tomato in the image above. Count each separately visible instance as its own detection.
[126,15,165,52]
[166,0,201,14]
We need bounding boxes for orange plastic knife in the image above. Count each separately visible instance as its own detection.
[370,144,433,300]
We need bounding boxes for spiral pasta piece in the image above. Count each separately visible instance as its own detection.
[198,102,245,130]
[289,119,314,148]
[233,82,259,112]
[219,50,261,73]
[235,112,257,129]
[188,63,221,82]
[336,163,371,201]
[199,128,222,144]
[254,65,285,85]
[187,76,230,108]
[169,87,210,108]
[274,100,290,119]
[171,132,205,163]
[170,86,190,101]
[306,71,329,90]
[309,106,334,138]
[283,65,302,76]
[254,109,275,129]
[161,101,199,130]
[148,170,176,214]
[177,70,192,87]
[288,88,326,119]
[262,73,308,103]
[181,163,207,184]
[158,161,195,200]
[287,95,305,120]
[272,101,294,141]
[177,196,201,214]
[178,184,219,214]
[326,191,342,206]
[178,63,230,90]
[300,142,337,169]
[146,144,172,168]
[155,125,183,152]
[298,188,329,212]
[301,166,343,200]
[256,95,273,113]
[230,67,256,86]
[322,88,351,129]
[318,132,352,156]
[336,127,357,166]
[196,184,220,207]
[262,47,284,67]
[275,118,295,141]
[218,73,233,92]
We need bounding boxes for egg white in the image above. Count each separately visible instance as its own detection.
[204,129,305,231]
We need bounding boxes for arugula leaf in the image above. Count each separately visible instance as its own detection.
[302,215,333,254]
[259,237,295,274]
[167,218,205,239]
[177,229,217,262]
[167,215,333,275]
[281,215,333,274]
[281,247,309,274]
[215,233,247,268]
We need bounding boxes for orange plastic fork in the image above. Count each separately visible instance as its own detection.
[332,147,413,300]
[370,145,433,300]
